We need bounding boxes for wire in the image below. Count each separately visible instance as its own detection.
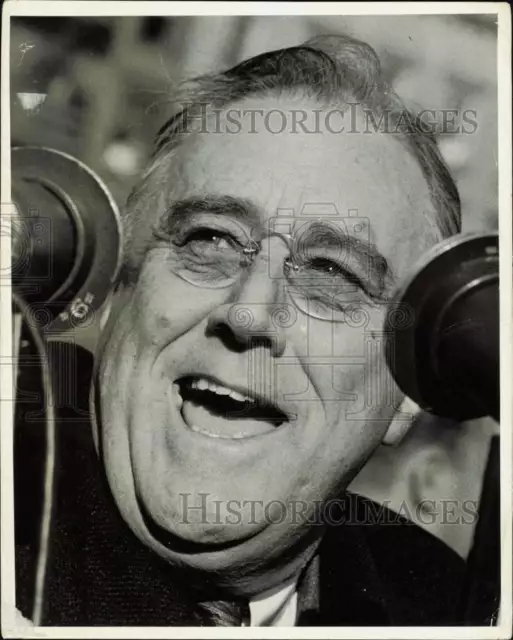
[12,293,56,627]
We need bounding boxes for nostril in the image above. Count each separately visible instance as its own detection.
[206,321,248,353]
[206,320,277,354]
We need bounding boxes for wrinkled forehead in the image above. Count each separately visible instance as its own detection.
[168,95,439,271]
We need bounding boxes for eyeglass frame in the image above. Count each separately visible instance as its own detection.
[157,224,382,324]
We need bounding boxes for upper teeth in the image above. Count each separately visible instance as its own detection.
[190,378,253,403]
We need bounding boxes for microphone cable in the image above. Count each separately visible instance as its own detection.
[12,292,56,626]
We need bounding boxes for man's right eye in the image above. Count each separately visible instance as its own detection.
[182,228,238,251]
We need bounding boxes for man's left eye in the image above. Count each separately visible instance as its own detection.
[306,257,362,287]
[301,257,379,299]
[308,257,346,276]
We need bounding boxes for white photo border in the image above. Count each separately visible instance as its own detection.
[1,3,511,638]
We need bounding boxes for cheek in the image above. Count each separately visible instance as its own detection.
[133,251,226,344]
[301,320,397,489]
[95,308,141,516]
[307,310,392,416]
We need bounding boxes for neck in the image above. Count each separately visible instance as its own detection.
[186,530,324,600]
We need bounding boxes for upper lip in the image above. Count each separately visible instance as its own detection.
[177,373,292,421]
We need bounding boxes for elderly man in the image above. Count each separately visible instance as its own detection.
[16,34,465,626]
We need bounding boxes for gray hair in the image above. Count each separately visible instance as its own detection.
[120,34,461,284]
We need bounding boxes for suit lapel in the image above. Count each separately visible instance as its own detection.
[296,495,391,626]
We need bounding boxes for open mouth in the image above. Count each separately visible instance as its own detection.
[174,375,289,440]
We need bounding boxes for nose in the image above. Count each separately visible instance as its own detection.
[206,254,292,357]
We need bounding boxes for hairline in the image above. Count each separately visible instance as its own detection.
[120,38,460,284]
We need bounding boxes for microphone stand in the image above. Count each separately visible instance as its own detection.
[385,232,502,626]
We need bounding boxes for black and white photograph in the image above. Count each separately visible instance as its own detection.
[1,2,511,636]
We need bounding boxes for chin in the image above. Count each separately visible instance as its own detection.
[136,486,270,547]
[130,495,320,595]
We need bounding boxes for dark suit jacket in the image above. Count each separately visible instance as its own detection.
[14,343,466,626]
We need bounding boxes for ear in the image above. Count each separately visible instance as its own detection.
[405,444,458,510]
[383,396,422,446]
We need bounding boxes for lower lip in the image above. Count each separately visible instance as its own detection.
[187,422,266,440]
[170,384,288,442]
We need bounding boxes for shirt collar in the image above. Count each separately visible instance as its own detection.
[248,578,297,626]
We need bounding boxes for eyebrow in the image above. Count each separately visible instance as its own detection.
[155,194,396,293]
[156,195,262,234]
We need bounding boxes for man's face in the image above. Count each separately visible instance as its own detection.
[96,95,439,590]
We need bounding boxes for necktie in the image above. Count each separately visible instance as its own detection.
[200,599,251,626]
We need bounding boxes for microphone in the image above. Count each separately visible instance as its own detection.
[11,146,122,331]
[10,147,122,622]
[385,232,499,422]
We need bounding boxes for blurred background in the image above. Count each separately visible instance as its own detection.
[10,14,499,559]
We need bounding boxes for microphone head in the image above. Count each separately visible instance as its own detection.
[385,232,499,421]
[11,146,122,331]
